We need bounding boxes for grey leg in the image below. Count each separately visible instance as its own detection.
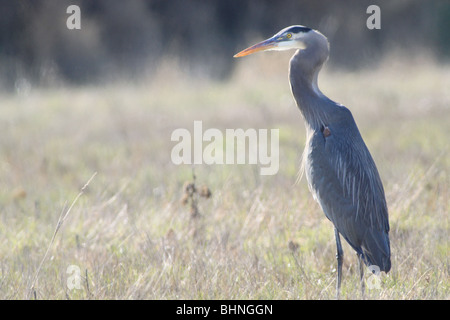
[334,228,344,299]
[358,254,365,298]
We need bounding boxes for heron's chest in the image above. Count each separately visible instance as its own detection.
[303,129,329,189]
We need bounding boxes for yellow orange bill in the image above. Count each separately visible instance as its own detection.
[233,38,277,58]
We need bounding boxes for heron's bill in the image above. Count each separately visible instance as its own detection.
[233,38,277,58]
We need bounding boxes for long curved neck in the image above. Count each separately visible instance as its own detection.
[289,32,331,130]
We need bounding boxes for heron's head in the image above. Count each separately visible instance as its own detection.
[234,25,314,58]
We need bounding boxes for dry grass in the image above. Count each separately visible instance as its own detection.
[0,54,448,299]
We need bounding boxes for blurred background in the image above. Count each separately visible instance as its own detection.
[0,0,448,299]
[0,0,449,88]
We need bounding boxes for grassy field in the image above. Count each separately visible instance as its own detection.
[0,53,448,300]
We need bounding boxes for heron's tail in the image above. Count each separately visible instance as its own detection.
[361,229,391,273]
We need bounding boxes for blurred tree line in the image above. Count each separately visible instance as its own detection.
[0,0,448,87]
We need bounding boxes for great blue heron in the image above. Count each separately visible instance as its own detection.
[234,26,391,297]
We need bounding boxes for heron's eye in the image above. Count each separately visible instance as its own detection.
[286,33,292,39]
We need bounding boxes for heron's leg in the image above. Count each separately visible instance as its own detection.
[358,254,365,298]
[334,228,344,299]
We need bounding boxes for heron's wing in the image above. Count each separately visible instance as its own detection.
[303,105,391,270]
[322,107,389,233]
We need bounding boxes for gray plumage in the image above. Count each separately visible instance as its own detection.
[235,25,391,297]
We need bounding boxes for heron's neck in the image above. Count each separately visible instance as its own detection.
[289,49,330,130]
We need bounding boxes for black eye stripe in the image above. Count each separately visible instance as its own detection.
[288,26,312,34]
